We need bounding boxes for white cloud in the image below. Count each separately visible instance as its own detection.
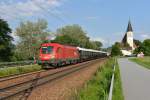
[90,37,108,47]
[134,31,150,41]
[11,32,20,44]
[0,0,64,20]
[140,34,150,39]
[91,37,106,43]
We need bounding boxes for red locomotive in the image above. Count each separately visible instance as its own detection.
[38,43,107,68]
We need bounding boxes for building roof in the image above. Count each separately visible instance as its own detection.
[126,20,133,32]
[122,20,133,43]
[122,33,127,43]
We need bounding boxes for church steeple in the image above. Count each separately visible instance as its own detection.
[122,20,134,50]
[126,20,133,32]
[121,20,135,56]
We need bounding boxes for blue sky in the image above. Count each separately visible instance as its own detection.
[0,0,150,47]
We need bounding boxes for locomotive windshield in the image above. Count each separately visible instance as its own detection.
[41,46,53,54]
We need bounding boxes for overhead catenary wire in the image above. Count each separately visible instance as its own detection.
[50,5,71,23]
[0,1,28,22]
[31,0,66,24]
[0,0,67,25]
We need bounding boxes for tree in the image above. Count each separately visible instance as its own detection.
[134,39,142,47]
[133,39,150,56]
[111,42,122,56]
[52,33,79,46]
[93,41,103,49]
[142,39,150,56]
[53,24,89,47]
[0,18,14,61]
[52,24,103,50]
[15,19,51,60]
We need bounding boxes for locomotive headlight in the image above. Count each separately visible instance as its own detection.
[44,56,49,59]
[51,54,55,58]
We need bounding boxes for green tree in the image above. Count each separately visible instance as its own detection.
[52,33,79,46]
[142,39,150,56]
[0,18,14,61]
[15,19,51,60]
[93,41,103,49]
[53,24,89,47]
[52,24,103,49]
[133,39,150,56]
[134,39,142,47]
[111,42,122,56]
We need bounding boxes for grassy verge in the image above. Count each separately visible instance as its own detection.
[0,64,42,77]
[129,57,150,69]
[74,58,124,100]
[112,60,124,100]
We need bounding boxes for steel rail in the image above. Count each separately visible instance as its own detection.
[0,70,46,82]
[0,59,92,82]
[0,58,104,100]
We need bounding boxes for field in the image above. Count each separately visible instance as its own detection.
[0,64,42,77]
[75,58,124,100]
[129,57,150,69]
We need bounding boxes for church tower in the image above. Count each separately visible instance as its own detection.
[126,20,134,50]
[122,20,134,50]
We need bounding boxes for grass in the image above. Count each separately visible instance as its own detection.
[112,60,124,100]
[0,64,42,77]
[129,57,150,69]
[74,58,124,100]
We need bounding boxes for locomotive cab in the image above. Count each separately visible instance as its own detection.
[39,46,54,61]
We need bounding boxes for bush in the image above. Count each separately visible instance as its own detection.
[111,43,122,56]
[0,64,42,77]
[77,58,114,100]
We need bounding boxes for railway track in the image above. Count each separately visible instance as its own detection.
[0,58,105,100]
[0,70,46,82]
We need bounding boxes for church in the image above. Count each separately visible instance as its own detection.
[121,20,136,56]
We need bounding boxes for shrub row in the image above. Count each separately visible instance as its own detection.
[0,60,34,68]
[75,58,124,100]
[0,64,42,77]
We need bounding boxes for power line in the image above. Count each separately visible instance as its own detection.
[51,6,71,22]
[31,0,66,24]
[0,0,67,30]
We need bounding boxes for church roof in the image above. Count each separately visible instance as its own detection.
[122,20,133,44]
[122,33,127,43]
[126,20,133,32]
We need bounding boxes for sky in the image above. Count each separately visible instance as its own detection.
[0,0,150,47]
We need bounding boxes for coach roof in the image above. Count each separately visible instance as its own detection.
[77,47,107,54]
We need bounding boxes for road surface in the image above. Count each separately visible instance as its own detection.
[118,58,150,100]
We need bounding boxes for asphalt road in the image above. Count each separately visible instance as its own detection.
[118,58,150,100]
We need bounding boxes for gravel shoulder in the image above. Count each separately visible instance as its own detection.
[27,59,105,100]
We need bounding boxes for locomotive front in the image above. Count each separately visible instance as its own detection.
[39,46,54,61]
[38,43,56,66]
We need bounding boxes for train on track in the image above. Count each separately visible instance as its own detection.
[38,43,108,68]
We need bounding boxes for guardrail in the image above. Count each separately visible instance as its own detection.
[0,60,34,68]
[108,59,116,100]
